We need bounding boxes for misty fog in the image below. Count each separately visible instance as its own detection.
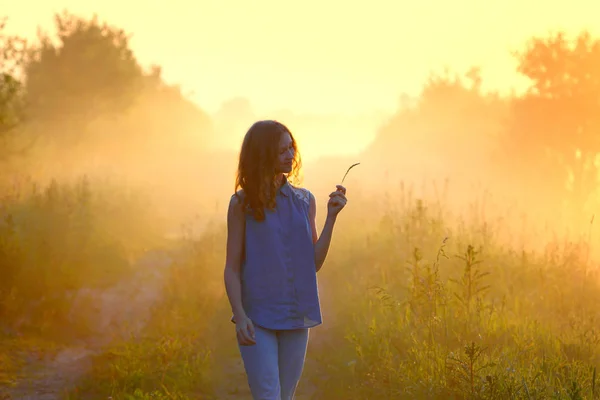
[2,9,600,399]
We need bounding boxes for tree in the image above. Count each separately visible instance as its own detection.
[363,67,508,185]
[107,68,213,164]
[0,17,30,168]
[0,17,26,136]
[2,12,215,189]
[24,11,144,130]
[507,31,600,217]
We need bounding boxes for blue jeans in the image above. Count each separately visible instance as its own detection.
[238,325,310,400]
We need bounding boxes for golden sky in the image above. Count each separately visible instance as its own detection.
[3,0,599,116]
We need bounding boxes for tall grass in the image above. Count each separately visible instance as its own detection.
[305,185,600,399]
[0,176,167,337]
[0,175,170,394]
[67,220,225,399]
[3,177,600,399]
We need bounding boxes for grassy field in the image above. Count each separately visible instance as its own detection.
[1,177,599,399]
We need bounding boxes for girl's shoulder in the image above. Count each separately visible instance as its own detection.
[287,183,312,207]
[231,189,245,201]
[228,190,246,211]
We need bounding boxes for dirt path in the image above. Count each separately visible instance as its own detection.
[4,346,95,400]
[2,250,173,400]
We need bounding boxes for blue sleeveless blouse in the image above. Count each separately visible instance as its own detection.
[232,178,322,330]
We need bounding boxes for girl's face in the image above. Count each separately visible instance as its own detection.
[276,132,295,174]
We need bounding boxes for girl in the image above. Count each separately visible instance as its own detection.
[224,120,347,399]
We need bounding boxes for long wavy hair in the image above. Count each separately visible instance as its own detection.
[234,120,302,221]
